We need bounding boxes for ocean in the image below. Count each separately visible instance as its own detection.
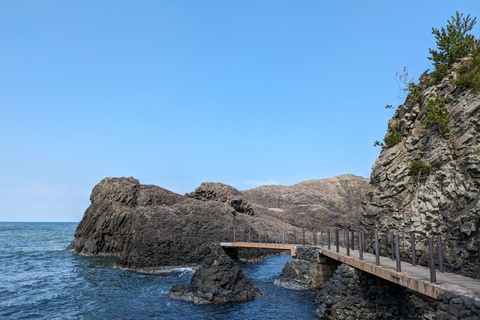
[0,222,318,319]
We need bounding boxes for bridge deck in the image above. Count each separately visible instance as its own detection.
[220,242,480,301]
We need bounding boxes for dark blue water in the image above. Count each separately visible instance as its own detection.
[0,222,318,319]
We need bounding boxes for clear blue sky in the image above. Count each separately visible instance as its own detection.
[1,1,478,222]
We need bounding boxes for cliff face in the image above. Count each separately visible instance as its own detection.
[69,174,369,271]
[362,57,480,278]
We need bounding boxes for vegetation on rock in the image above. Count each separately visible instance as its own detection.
[383,123,402,148]
[456,47,480,90]
[408,161,433,181]
[421,96,450,134]
[428,11,477,67]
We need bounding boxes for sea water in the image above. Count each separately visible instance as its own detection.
[0,222,318,319]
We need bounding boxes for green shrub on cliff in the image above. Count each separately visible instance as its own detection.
[384,123,402,148]
[428,12,477,66]
[421,96,450,134]
[456,47,480,91]
[408,161,433,181]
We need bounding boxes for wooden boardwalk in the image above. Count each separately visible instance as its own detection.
[220,241,480,301]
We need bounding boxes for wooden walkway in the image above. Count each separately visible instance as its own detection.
[220,242,480,301]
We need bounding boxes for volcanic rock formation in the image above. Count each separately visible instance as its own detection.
[362,56,480,278]
[68,174,369,271]
[169,255,262,304]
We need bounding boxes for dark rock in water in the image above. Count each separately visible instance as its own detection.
[169,256,262,304]
[186,182,255,215]
[275,247,339,290]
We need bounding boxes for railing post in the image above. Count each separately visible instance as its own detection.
[395,234,401,272]
[293,229,296,244]
[351,230,354,250]
[362,229,365,252]
[390,232,395,260]
[437,235,444,272]
[359,231,364,260]
[320,228,324,247]
[276,230,278,244]
[410,233,416,266]
[375,230,380,265]
[429,237,436,283]
[343,229,346,247]
[313,228,317,246]
[282,229,285,245]
[259,229,262,243]
[346,230,350,256]
[248,228,251,243]
[302,228,306,246]
[233,227,236,242]
[478,230,480,264]
[264,228,267,244]
[327,229,331,250]
[335,229,339,253]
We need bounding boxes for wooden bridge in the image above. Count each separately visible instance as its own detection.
[219,228,480,301]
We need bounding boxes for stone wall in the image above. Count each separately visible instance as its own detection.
[315,264,436,319]
[436,291,480,320]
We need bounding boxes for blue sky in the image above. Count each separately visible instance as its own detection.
[1,1,479,222]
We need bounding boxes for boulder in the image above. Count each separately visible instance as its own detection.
[169,256,262,304]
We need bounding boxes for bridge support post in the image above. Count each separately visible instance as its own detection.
[335,229,339,253]
[320,228,324,247]
[359,231,363,260]
[429,237,436,283]
[302,228,306,246]
[390,232,395,261]
[395,234,401,272]
[437,235,444,272]
[346,231,350,256]
[375,230,380,266]
[411,233,416,266]
[327,229,330,250]
[351,230,354,250]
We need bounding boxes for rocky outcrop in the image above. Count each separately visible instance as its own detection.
[275,247,340,290]
[169,255,262,304]
[363,57,480,278]
[243,174,370,230]
[186,182,254,215]
[68,177,247,270]
[69,174,369,271]
[315,264,436,319]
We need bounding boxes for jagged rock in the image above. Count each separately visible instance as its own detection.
[275,248,340,290]
[186,182,255,215]
[169,256,261,304]
[362,57,480,278]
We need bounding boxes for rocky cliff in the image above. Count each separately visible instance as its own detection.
[69,174,369,271]
[362,56,480,278]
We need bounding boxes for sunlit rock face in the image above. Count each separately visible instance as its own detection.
[362,57,480,279]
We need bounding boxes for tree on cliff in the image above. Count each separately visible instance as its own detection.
[428,11,477,66]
